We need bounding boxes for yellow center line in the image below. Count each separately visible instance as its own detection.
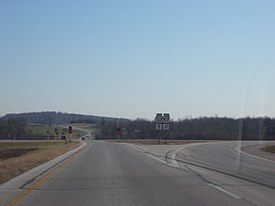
[5,152,79,206]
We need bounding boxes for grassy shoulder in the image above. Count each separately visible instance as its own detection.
[262,145,275,153]
[0,141,80,184]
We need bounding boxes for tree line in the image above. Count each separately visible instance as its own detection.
[98,117,275,140]
[0,118,27,140]
[1,116,275,140]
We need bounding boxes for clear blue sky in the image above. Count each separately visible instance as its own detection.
[1,0,275,120]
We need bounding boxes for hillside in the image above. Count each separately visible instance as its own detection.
[1,111,130,125]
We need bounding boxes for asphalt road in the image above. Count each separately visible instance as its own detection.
[175,141,275,188]
[3,140,259,206]
[104,141,275,206]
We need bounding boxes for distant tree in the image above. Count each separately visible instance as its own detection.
[0,117,26,140]
[48,116,53,127]
[100,118,105,128]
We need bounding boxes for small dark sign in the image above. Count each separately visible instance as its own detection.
[69,126,73,134]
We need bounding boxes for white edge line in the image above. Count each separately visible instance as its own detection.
[146,154,167,164]
[128,143,242,200]
[124,143,180,166]
[122,143,145,153]
[129,144,242,200]
[229,145,275,164]
[170,148,181,167]
[170,146,189,167]
[237,145,275,163]
[229,146,239,156]
[207,183,242,200]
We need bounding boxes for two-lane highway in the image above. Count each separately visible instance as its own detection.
[3,140,254,206]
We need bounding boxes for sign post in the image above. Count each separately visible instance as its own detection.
[122,128,127,141]
[155,113,163,144]
[68,126,72,141]
[116,121,120,142]
[155,113,170,144]
[55,128,58,140]
[13,129,16,141]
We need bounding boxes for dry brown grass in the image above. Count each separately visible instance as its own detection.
[262,145,275,153]
[0,141,80,184]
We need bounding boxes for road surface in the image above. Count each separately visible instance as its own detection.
[2,140,275,206]
[174,141,275,188]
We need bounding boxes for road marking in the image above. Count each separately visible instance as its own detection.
[123,143,145,153]
[170,146,187,167]
[207,183,241,199]
[5,153,77,206]
[229,146,240,156]
[146,154,167,164]
[229,145,275,163]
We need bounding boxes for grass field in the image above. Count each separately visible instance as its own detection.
[0,140,80,184]
[26,124,54,136]
[60,123,100,138]
[73,130,87,138]
[62,123,100,133]
[26,124,87,139]
[63,123,96,130]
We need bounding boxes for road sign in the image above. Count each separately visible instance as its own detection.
[156,124,162,130]
[155,113,170,131]
[116,128,121,135]
[163,113,170,123]
[163,124,170,130]
[69,126,73,134]
[155,113,163,124]
[122,128,128,136]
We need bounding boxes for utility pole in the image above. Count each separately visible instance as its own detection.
[13,129,16,141]
[116,120,120,142]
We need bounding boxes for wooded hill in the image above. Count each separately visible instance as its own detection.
[0,112,130,140]
[1,111,130,125]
